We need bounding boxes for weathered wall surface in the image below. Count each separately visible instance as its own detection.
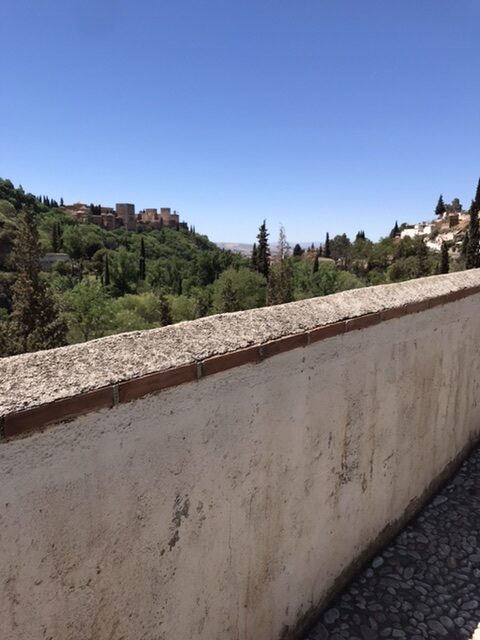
[1,273,480,640]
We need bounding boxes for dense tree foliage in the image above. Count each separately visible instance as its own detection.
[0,177,474,357]
[6,206,67,354]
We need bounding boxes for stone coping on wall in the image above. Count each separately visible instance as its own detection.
[1,270,480,439]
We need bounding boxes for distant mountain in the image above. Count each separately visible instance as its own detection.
[216,241,323,256]
[216,243,253,256]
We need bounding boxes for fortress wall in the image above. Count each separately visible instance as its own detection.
[1,272,480,640]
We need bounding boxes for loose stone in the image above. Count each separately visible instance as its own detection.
[300,448,480,640]
[324,608,340,625]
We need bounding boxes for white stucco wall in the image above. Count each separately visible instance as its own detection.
[1,277,480,640]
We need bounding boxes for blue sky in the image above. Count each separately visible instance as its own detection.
[2,0,480,244]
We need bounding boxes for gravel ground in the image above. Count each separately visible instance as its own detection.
[305,447,480,640]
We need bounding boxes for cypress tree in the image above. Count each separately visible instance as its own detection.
[60,197,64,207]
[312,252,319,273]
[58,221,63,250]
[440,242,449,274]
[461,231,469,260]
[158,293,172,326]
[293,243,304,257]
[8,206,67,353]
[415,237,429,277]
[465,178,480,268]
[251,242,258,270]
[474,178,480,211]
[256,220,270,279]
[390,221,399,238]
[324,232,331,258]
[466,199,480,269]
[435,195,446,218]
[51,221,61,252]
[103,253,110,287]
[139,237,146,280]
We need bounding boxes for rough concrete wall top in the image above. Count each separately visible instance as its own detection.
[1,270,480,415]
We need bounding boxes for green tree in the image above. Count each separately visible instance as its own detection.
[109,293,175,331]
[139,237,146,280]
[251,242,258,270]
[103,253,110,287]
[461,232,469,260]
[216,275,240,313]
[450,197,462,213]
[312,252,319,273]
[390,221,399,238]
[293,243,304,257]
[466,184,480,269]
[435,195,446,218]
[474,178,480,211]
[51,221,62,252]
[324,232,331,258]
[62,225,86,260]
[311,262,339,296]
[266,226,293,305]
[329,233,352,268]
[158,293,172,326]
[64,279,111,342]
[440,242,449,274]
[255,220,270,279]
[387,256,419,282]
[0,317,8,356]
[213,267,266,311]
[111,248,138,295]
[414,237,429,277]
[167,295,197,323]
[8,207,67,353]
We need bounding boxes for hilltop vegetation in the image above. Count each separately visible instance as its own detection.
[0,176,477,357]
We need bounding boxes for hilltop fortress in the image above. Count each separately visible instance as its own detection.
[62,202,184,232]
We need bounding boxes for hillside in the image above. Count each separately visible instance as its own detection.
[2,177,477,358]
[0,178,250,352]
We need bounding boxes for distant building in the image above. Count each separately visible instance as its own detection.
[101,212,116,230]
[62,202,90,223]
[448,213,459,228]
[142,208,158,222]
[400,228,418,239]
[62,199,184,232]
[39,253,70,272]
[116,203,136,231]
[159,207,179,228]
[400,223,431,239]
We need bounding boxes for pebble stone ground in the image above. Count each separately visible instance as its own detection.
[304,447,480,640]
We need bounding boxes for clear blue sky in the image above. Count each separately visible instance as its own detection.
[2,0,480,244]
